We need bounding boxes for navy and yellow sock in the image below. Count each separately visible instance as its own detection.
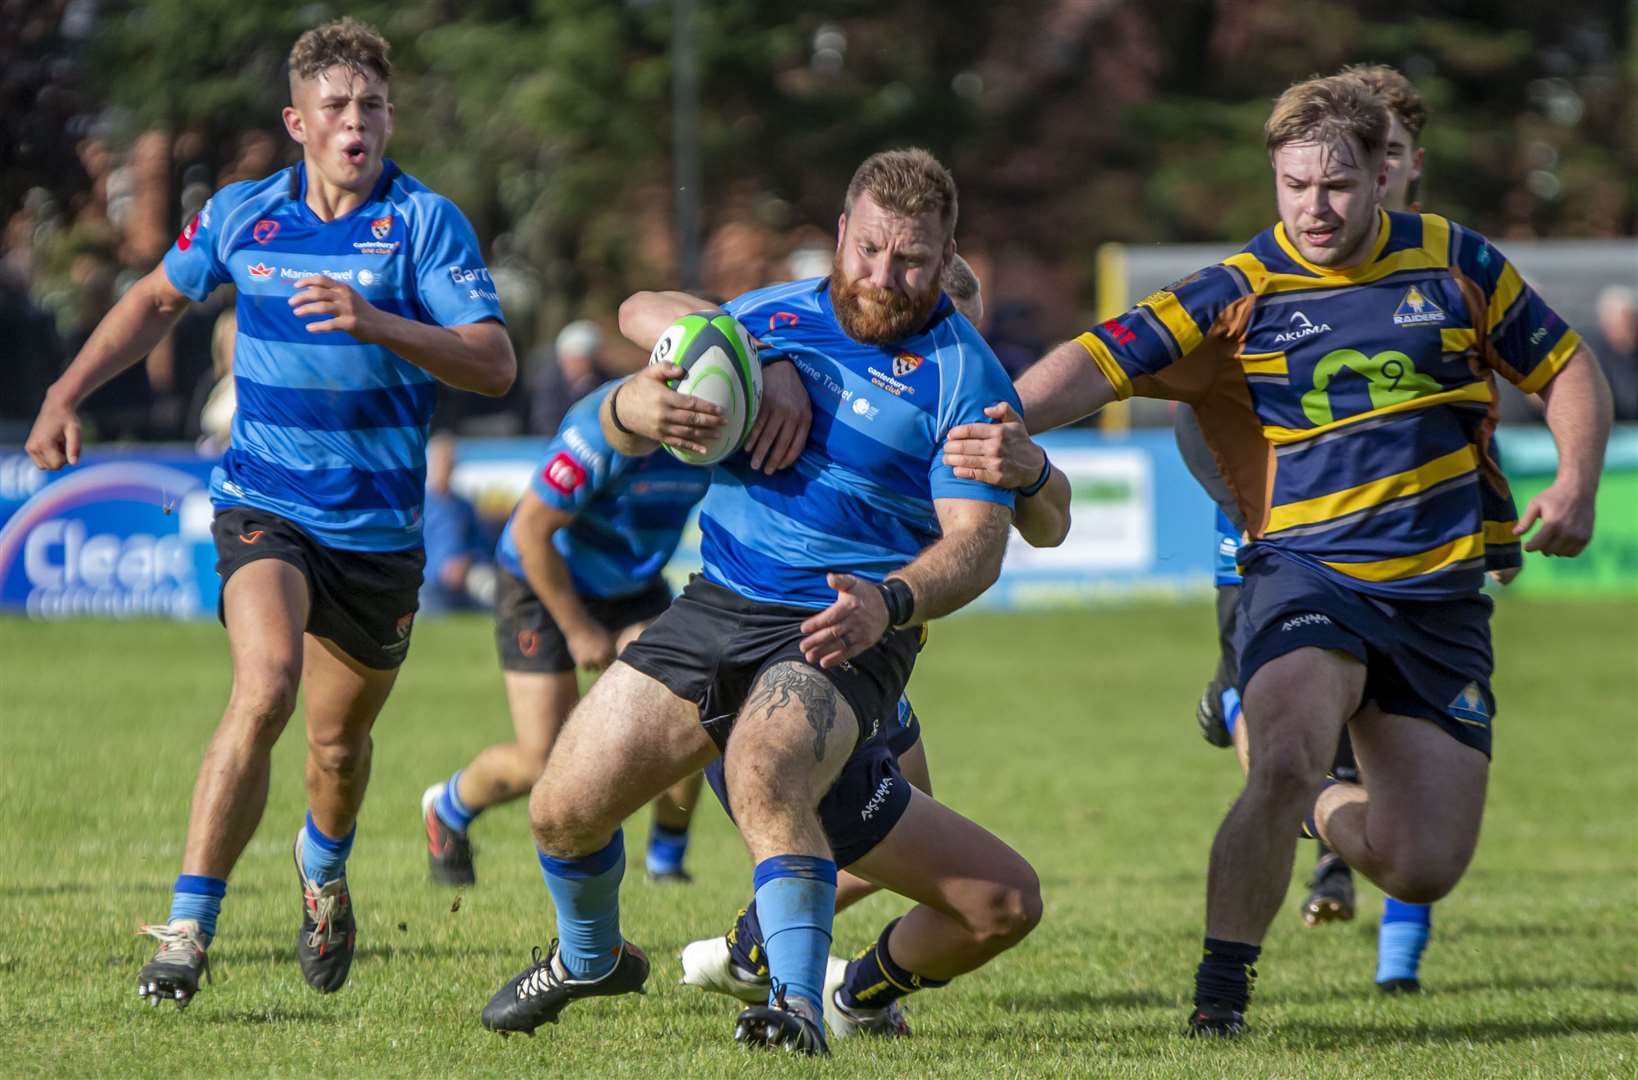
[727,900,767,978]
[1193,936,1260,1013]
[837,917,949,1011]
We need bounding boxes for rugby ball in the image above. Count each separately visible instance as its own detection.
[648,312,762,466]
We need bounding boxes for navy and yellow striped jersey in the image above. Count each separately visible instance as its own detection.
[1077,210,1581,598]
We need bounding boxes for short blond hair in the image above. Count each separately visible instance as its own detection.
[844,148,958,239]
[288,18,391,98]
[1264,74,1388,160]
[1341,63,1427,139]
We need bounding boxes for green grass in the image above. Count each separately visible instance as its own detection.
[1,599,1635,1077]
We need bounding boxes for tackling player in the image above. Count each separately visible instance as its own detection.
[1016,74,1612,1036]
[1184,64,1466,991]
[24,20,516,1007]
[478,149,1043,1055]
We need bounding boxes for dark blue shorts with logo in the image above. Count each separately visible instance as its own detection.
[1235,547,1496,758]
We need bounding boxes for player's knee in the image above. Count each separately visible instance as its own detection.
[965,868,1043,949]
[226,669,300,736]
[528,785,608,857]
[1376,870,1456,906]
[307,731,371,778]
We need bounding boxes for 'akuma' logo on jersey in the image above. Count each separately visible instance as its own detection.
[252,219,280,244]
[1273,310,1332,344]
[544,452,586,496]
[1393,285,1447,326]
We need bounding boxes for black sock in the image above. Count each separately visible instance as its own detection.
[838,918,949,1010]
[1193,937,1260,1013]
[1316,838,1333,860]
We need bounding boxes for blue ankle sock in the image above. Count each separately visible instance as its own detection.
[539,830,626,980]
[301,811,355,885]
[753,855,836,1013]
[1376,898,1432,984]
[1221,687,1242,739]
[435,769,477,834]
[645,823,689,875]
[167,874,227,944]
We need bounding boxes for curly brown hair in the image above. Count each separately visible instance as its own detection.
[287,18,391,98]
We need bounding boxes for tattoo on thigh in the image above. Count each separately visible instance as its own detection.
[743,664,837,762]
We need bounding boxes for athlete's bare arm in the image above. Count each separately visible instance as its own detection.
[1015,340,1121,433]
[942,403,1071,548]
[1519,347,1614,557]
[510,491,615,671]
[25,266,191,469]
[797,498,1011,669]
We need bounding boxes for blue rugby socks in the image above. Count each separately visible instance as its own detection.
[1194,937,1260,1013]
[168,874,227,945]
[301,811,354,885]
[1376,898,1432,985]
[645,822,690,877]
[837,917,949,1011]
[434,770,478,834]
[753,855,836,1013]
[539,829,626,980]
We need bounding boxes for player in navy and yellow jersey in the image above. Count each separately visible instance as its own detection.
[418,382,712,887]
[24,20,515,1008]
[1182,65,1459,989]
[480,150,1063,1054]
[1015,74,1613,1037]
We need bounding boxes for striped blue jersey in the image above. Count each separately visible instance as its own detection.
[706,277,1019,608]
[162,161,505,551]
[496,383,711,599]
[1076,211,1580,598]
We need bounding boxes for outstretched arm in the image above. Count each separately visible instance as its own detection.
[1015,340,1121,434]
[797,499,1012,668]
[27,265,191,469]
[1517,348,1613,556]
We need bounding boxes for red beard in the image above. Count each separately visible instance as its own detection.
[830,258,943,345]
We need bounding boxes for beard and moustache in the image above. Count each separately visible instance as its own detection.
[830,253,945,345]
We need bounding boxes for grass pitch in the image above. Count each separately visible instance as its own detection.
[1,598,1634,1077]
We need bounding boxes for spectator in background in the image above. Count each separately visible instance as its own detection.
[69,250,151,440]
[192,309,237,454]
[0,260,63,440]
[1592,285,1638,420]
[420,433,495,614]
[529,319,610,436]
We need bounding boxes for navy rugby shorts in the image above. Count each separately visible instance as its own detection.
[1235,547,1496,758]
[703,734,912,868]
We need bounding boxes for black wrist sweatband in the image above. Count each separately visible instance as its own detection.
[609,379,635,436]
[1018,452,1052,498]
[878,577,915,629]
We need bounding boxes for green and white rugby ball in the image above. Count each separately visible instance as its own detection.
[648,311,762,466]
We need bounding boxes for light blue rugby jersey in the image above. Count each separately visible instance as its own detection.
[710,277,1020,608]
[162,161,505,551]
[496,383,712,599]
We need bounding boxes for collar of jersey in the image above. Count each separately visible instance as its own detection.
[288,159,401,224]
[1272,208,1392,282]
